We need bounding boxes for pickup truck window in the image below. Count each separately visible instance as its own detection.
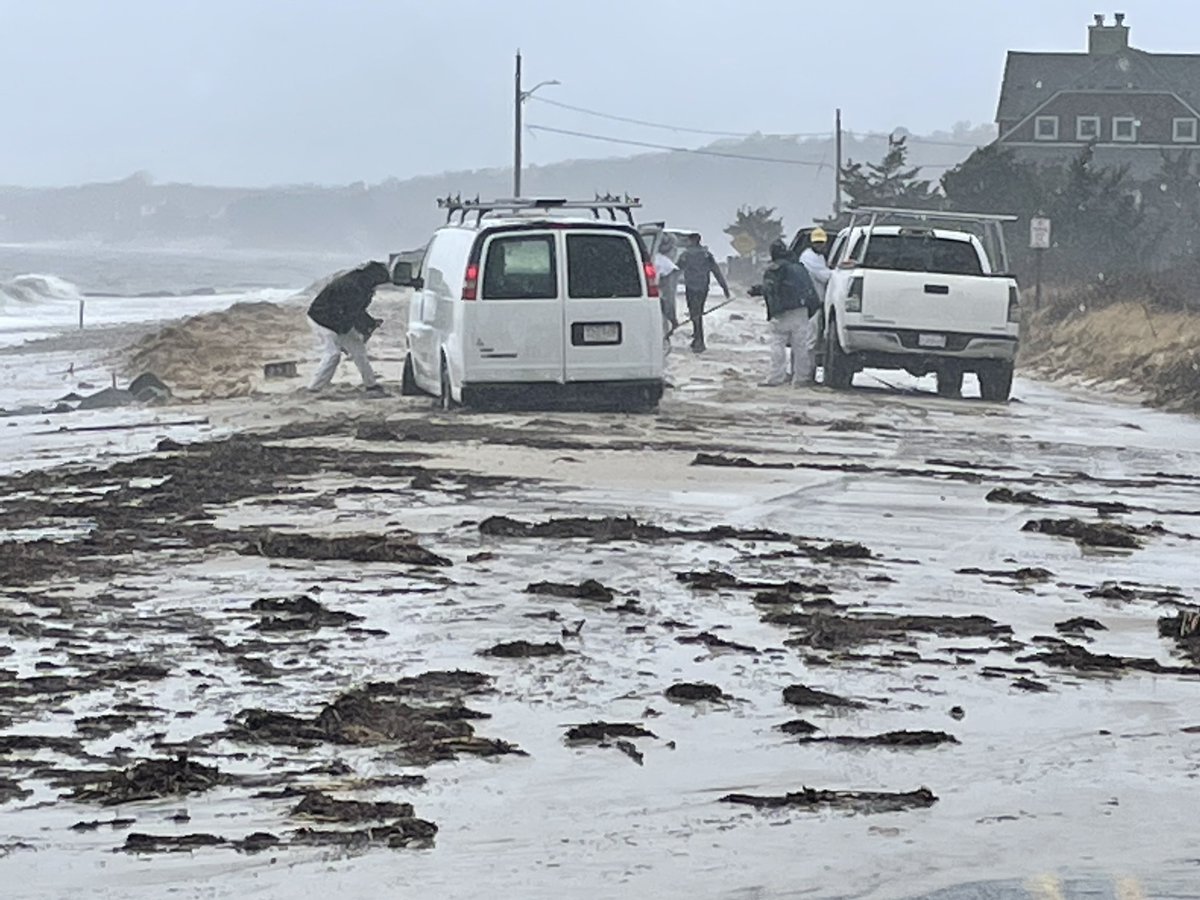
[858,234,984,276]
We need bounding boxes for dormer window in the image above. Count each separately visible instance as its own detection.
[1035,116,1059,141]
[1174,117,1198,143]
[1113,117,1139,142]
[1076,116,1101,141]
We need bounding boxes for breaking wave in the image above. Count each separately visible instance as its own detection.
[0,273,83,312]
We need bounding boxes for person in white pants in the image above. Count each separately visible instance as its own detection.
[767,306,812,386]
[306,261,390,393]
[309,323,378,391]
[800,226,834,383]
[753,239,821,386]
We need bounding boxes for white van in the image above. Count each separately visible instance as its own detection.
[392,198,665,411]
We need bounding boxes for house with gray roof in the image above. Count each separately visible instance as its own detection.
[995,13,1200,177]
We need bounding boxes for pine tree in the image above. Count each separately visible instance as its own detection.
[839,136,941,210]
[724,205,784,263]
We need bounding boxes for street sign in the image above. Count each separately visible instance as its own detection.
[731,233,756,257]
[1030,216,1051,250]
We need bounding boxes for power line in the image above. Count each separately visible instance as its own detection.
[527,95,835,140]
[526,124,834,169]
[529,94,989,150]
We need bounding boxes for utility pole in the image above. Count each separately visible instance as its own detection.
[834,108,843,218]
[512,52,559,199]
[513,50,523,198]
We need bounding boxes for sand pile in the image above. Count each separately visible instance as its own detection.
[120,285,411,399]
[123,299,310,398]
[1021,296,1200,414]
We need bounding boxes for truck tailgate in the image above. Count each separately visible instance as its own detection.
[859,271,1012,334]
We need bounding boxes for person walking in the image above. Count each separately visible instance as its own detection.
[799,226,833,383]
[675,232,731,353]
[307,261,390,394]
[653,239,679,333]
[754,239,820,386]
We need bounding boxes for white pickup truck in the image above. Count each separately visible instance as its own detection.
[820,208,1021,401]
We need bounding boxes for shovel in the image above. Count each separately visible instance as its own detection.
[666,295,740,338]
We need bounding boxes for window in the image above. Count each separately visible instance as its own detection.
[1174,117,1198,143]
[566,233,642,298]
[481,234,557,300]
[1113,117,1138,142]
[859,235,984,276]
[1035,116,1059,140]
[1076,116,1101,141]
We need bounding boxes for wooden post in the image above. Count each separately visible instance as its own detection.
[1034,248,1043,311]
[513,51,523,198]
[834,108,843,217]
[78,299,84,330]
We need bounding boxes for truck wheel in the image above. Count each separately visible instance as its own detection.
[978,361,1014,402]
[823,316,854,390]
[439,356,458,410]
[401,354,420,396]
[936,367,963,399]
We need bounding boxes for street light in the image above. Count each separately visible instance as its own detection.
[513,51,559,198]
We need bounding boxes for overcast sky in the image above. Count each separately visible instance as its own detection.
[0,0,1192,187]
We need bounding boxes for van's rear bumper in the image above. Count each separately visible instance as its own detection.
[844,326,1019,362]
[461,379,664,410]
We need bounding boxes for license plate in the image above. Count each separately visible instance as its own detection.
[918,333,947,349]
[581,323,620,344]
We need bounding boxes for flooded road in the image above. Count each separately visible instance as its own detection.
[1,336,1199,899]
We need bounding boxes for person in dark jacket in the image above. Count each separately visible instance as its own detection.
[675,232,731,353]
[307,261,390,393]
[752,239,820,386]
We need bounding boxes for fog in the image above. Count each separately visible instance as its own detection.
[0,0,1193,187]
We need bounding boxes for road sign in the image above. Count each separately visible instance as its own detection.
[1030,216,1051,250]
[731,233,756,257]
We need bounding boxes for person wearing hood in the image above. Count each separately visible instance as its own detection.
[306,261,390,393]
[798,226,833,382]
[752,239,821,386]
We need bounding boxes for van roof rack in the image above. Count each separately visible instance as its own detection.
[437,193,642,225]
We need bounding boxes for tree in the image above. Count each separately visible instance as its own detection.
[1044,145,1143,280]
[724,205,783,262]
[1140,150,1200,267]
[941,144,1040,217]
[941,143,1043,272]
[839,135,941,211]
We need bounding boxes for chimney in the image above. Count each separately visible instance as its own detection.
[1089,12,1130,55]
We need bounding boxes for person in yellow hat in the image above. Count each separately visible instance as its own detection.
[798,227,833,382]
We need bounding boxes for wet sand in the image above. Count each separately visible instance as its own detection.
[1,299,1198,899]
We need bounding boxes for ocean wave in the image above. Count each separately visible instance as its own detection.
[0,273,83,311]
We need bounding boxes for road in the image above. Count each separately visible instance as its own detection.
[0,303,1198,899]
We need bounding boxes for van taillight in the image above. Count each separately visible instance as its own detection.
[462,263,479,301]
[1007,285,1020,323]
[846,276,864,313]
[644,262,659,298]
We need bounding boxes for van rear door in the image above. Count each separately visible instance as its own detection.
[563,230,662,382]
[468,230,565,383]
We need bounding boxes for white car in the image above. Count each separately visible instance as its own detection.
[821,208,1021,401]
[392,197,665,411]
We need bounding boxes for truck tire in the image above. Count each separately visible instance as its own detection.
[936,367,963,399]
[823,316,854,390]
[439,356,458,410]
[978,361,1014,402]
[401,354,420,396]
